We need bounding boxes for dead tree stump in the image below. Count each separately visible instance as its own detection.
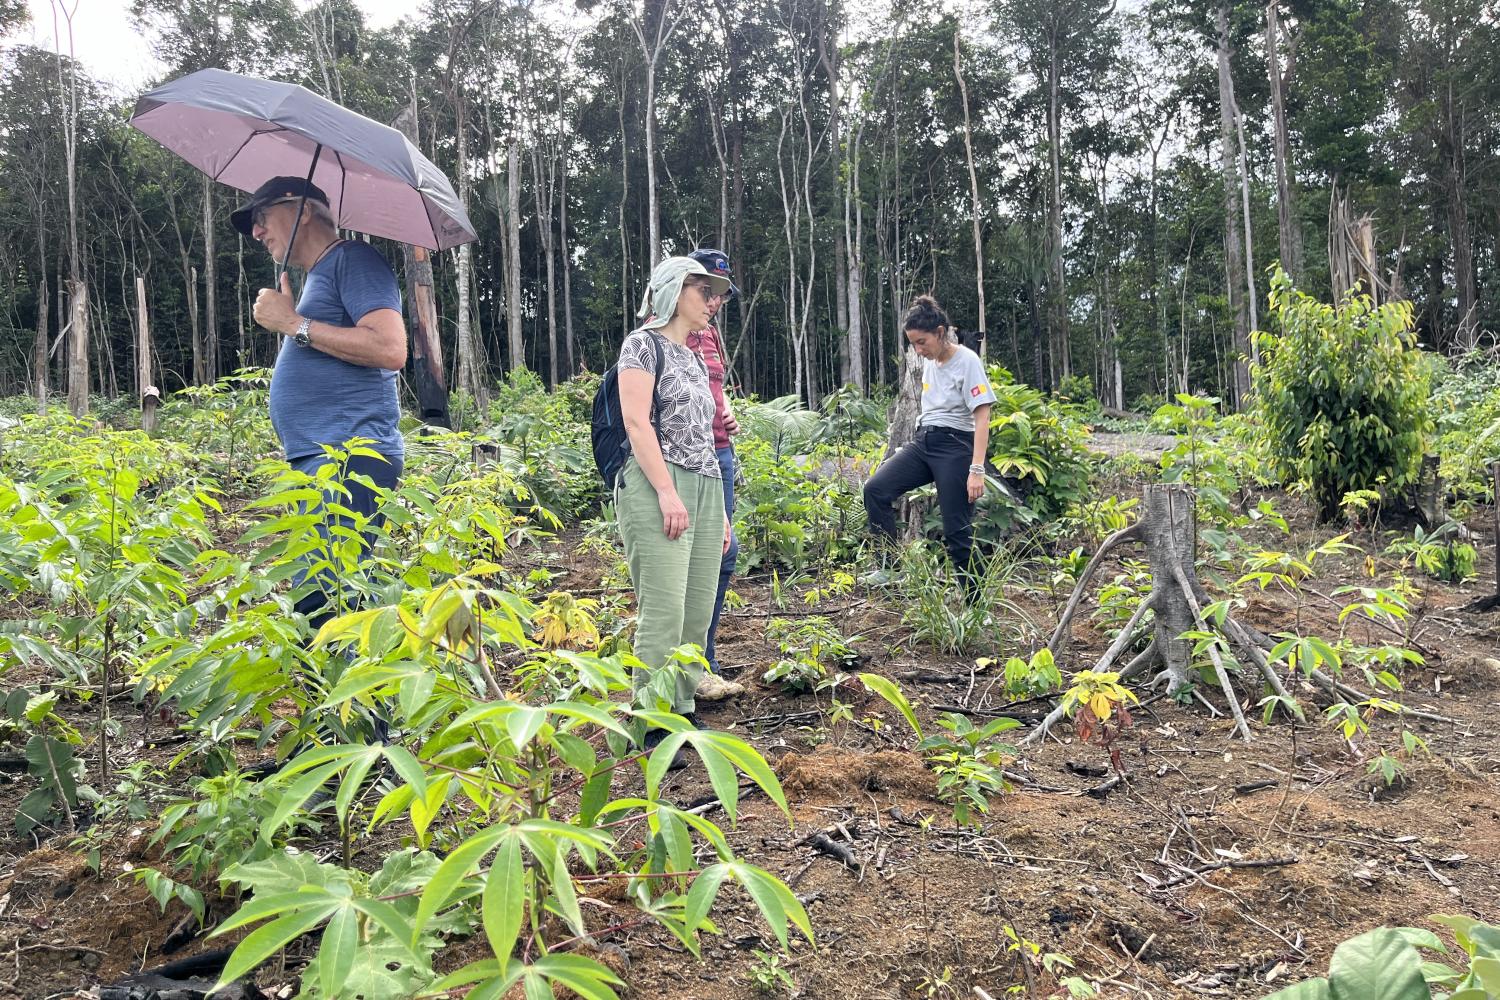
[1022,482,1459,747]
[1025,483,1276,746]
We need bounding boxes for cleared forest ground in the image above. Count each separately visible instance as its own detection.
[4,475,1498,1000]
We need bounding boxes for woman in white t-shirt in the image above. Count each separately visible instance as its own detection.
[863,295,996,590]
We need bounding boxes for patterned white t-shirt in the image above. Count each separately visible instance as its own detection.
[617,329,722,479]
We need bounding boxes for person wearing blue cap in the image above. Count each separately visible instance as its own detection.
[685,248,747,701]
[616,256,735,766]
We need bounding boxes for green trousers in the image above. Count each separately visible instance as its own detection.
[616,457,726,714]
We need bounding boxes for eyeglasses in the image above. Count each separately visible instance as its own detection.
[684,281,724,302]
[251,197,303,230]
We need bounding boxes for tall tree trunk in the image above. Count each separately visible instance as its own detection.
[629,1,686,271]
[67,281,88,417]
[394,102,450,427]
[453,111,487,407]
[136,275,159,433]
[819,29,851,386]
[507,139,524,374]
[56,8,87,417]
[1265,1,1301,279]
[236,235,247,369]
[189,265,202,386]
[532,143,559,387]
[954,29,987,355]
[1442,76,1477,346]
[202,175,218,383]
[776,108,804,402]
[1045,18,1070,389]
[556,70,576,374]
[33,237,47,414]
[617,63,632,344]
[1217,1,1252,409]
[796,52,820,410]
[846,112,868,393]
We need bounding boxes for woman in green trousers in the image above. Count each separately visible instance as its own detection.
[616,256,734,759]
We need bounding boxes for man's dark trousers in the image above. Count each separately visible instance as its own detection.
[863,426,977,576]
[290,451,403,627]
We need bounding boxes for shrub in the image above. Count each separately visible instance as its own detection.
[1431,352,1500,508]
[985,365,1093,520]
[1252,268,1434,521]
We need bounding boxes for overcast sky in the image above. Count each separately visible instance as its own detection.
[11,0,411,96]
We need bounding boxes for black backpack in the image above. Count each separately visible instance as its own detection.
[591,332,666,492]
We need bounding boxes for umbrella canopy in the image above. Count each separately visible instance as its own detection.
[130,68,476,252]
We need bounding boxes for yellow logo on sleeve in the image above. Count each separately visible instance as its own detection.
[970,383,988,397]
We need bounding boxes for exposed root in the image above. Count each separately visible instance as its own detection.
[1046,522,1143,656]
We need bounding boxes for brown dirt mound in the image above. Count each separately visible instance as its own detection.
[775,747,937,802]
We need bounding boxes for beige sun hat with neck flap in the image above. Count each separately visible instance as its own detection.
[636,256,733,331]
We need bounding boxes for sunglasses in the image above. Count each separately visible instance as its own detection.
[250,197,304,229]
[684,280,724,302]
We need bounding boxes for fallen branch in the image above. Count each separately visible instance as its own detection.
[1152,856,1298,890]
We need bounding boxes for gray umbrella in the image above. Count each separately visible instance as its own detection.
[129,67,476,253]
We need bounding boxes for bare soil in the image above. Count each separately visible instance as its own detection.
[3,491,1499,1000]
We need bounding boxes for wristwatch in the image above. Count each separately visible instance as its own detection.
[293,317,312,348]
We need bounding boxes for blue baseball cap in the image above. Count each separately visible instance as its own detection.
[690,248,740,299]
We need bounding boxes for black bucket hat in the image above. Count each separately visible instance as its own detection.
[230,176,331,237]
[690,247,740,299]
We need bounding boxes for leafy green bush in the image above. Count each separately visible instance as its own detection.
[763,616,861,692]
[984,365,1093,520]
[734,435,864,572]
[1252,268,1434,521]
[1431,352,1500,508]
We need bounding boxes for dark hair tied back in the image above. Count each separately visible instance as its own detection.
[902,295,950,335]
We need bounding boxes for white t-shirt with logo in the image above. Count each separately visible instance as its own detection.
[918,345,997,432]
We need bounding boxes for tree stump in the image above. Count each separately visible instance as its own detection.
[1025,483,1271,746]
[1021,481,1458,747]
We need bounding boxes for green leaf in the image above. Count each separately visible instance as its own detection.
[525,954,623,1000]
[698,732,792,822]
[684,863,730,939]
[412,825,504,945]
[481,833,525,965]
[1260,977,1332,1000]
[859,673,921,740]
[333,744,383,831]
[316,905,357,996]
[577,767,612,828]
[216,902,340,987]
[542,839,586,939]
[259,760,342,845]
[727,861,813,950]
[223,852,351,897]
[1471,957,1500,994]
[383,745,428,804]
[1326,928,1428,1000]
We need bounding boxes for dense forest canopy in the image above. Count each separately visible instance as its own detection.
[0,0,1496,412]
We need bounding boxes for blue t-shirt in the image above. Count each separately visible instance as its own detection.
[268,240,404,462]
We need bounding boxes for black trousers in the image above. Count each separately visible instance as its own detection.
[863,425,977,575]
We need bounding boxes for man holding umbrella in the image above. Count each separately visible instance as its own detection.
[234,175,407,623]
[130,67,479,626]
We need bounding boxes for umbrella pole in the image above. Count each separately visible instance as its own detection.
[276,143,325,284]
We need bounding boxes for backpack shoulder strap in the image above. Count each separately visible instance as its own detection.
[649,332,666,421]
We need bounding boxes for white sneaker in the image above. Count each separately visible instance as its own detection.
[696,672,746,700]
